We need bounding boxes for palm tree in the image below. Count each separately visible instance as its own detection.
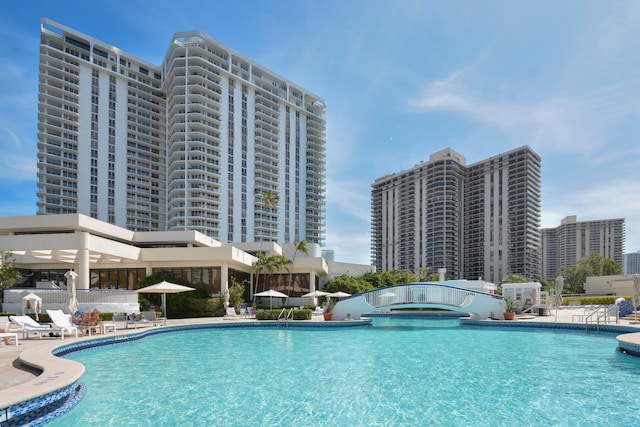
[289,240,308,290]
[258,190,279,243]
[274,255,292,290]
[252,252,267,296]
[253,253,279,294]
[260,190,279,211]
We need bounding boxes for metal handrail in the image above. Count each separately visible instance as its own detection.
[584,305,618,331]
[276,308,294,328]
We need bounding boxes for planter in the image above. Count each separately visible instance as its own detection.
[503,312,516,320]
[323,312,333,321]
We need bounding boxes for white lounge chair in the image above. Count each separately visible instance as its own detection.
[142,311,166,326]
[312,306,324,316]
[10,315,58,339]
[126,313,153,329]
[0,332,18,346]
[46,310,79,339]
[224,307,239,319]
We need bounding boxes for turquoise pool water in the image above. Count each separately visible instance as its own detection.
[51,318,640,426]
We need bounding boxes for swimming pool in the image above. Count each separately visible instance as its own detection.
[51,318,640,425]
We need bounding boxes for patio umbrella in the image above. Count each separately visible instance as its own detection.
[554,276,564,322]
[327,291,351,299]
[136,281,195,318]
[22,293,42,321]
[65,270,79,315]
[301,290,329,298]
[302,290,329,306]
[254,289,288,309]
[633,275,640,321]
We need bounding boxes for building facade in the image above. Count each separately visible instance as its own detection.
[624,251,640,274]
[36,19,326,246]
[371,147,541,284]
[541,215,625,278]
[0,214,328,303]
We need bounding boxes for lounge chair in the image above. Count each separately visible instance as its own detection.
[46,310,79,339]
[0,332,18,346]
[9,315,59,339]
[126,313,153,329]
[142,311,166,326]
[224,307,239,319]
[113,312,127,329]
[245,307,256,319]
[312,306,324,316]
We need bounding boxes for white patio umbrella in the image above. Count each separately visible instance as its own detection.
[327,291,351,299]
[22,293,42,321]
[136,281,195,318]
[302,290,329,306]
[65,270,79,315]
[554,276,564,322]
[633,275,640,321]
[301,290,329,298]
[254,289,288,309]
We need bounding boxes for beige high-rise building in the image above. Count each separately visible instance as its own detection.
[371,146,541,284]
[541,215,625,278]
[36,18,326,246]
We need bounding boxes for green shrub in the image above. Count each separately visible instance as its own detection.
[188,298,224,317]
[255,309,311,320]
[256,309,280,320]
[292,309,311,320]
[563,296,630,306]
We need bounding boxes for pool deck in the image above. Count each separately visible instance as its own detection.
[2,308,640,409]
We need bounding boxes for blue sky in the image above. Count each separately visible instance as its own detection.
[1,1,639,266]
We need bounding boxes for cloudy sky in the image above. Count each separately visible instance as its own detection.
[1,1,639,265]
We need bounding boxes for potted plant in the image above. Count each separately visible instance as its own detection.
[503,296,519,320]
[323,299,336,321]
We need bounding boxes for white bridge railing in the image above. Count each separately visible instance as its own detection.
[363,284,484,308]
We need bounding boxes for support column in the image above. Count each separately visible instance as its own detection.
[77,232,90,290]
[221,265,229,295]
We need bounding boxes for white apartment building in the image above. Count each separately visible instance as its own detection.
[371,147,542,284]
[541,215,625,278]
[36,19,326,247]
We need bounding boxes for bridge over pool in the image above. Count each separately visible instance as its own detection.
[331,282,507,320]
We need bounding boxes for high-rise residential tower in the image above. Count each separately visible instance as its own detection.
[624,251,640,275]
[36,19,326,246]
[371,147,542,284]
[541,215,625,278]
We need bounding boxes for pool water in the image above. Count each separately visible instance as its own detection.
[51,318,640,426]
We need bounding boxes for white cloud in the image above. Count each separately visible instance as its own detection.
[406,72,639,159]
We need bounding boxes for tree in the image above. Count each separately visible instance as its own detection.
[252,253,278,294]
[417,267,431,282]
[260,190,279,211]
[274,255,291,289]
[228,280,246,309]
[258,190,279,243]
[0,251,22,303]
[561,252,622,294]
[324,274,374,295]
[289,240,308,288]
[500,273,530,284]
